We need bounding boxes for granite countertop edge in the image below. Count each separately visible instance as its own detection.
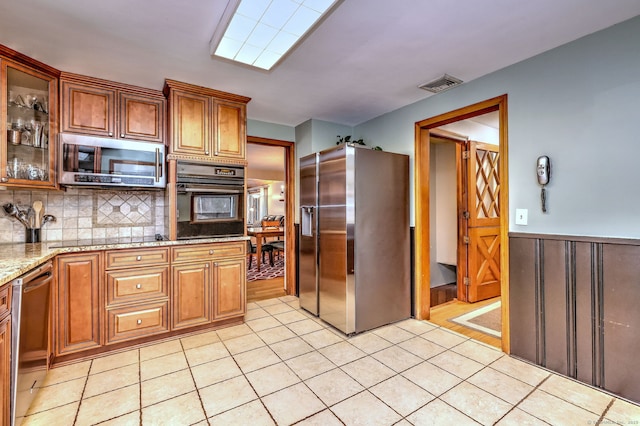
[0,236,250,287]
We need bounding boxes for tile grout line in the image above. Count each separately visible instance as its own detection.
[492,372,552,425]
[595,398,615,425]
[72,358,94,426]
[179,337,211,426]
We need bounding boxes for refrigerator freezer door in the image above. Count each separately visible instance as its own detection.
[298,153,319,315]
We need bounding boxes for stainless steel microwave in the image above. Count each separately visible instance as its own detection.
[59,133,166,188]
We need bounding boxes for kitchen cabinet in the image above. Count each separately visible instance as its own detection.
[171,262,211,329]
[61,72,165,143]
[55,252,102,356]
[164,79,250,163]
[0,285,10,426]
[212,258,245,319]
[1,45,58,189]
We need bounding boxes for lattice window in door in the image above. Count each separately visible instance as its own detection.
[474,147,500,220]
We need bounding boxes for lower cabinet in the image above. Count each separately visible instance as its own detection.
[0,303,10,426]
[213,258,246,319]
[172,262,211,329]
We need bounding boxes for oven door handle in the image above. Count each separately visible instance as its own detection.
[22,272,53,294]
[182,187,244,194]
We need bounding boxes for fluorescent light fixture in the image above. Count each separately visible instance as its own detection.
[211,0,339,70]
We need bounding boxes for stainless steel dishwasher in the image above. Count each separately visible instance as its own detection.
[10,261,52,426]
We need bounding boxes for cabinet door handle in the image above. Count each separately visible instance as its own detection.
[137,319,142,325]
[120,133,125,138]
[108,132,114,137]
[136,256,142,261]
[205,151,210,155]
[205,263,209,268]
[0,177,8,183]
[136,284,142,289]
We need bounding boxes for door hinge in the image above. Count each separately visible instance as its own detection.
[463,236,470,244]
[462,151,470,160]
[464,277,470,286]
[463,211,470,219]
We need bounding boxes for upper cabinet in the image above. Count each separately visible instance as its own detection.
[164,79,250,163]
[0,46,59,189]
[61,72,165,143]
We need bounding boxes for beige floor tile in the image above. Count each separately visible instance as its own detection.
[398,336,447,360]
[26,377,85,414]
[139,339,183,362]
[490,356,550,386]
[402,361,462,396]
[233,346,282,373]
[346,332,393,354]
[273,309,308,324]
[539,374,613,415]
[21,401,79,425]
[209,400,275,426]
[286,351,337,380]
[286,318,325,335]
[495,408,548,425]
[184,341,230,366]
[441,381,513,425]
[191,356,242,389]
[245,362,301,396]
[43,361,91,386]
[319,341,366,366]
[245,307,271,321]
[256,298,282,307]
[223,332,266,355]
[140,351,188,381]
[269,336,315,360]
[518,389,600,425]
[142,391,205,425]
[406,399,481,426]
[421,327,468,348]
[606,398,640,424]
[141,369,196,407]
[246,301,261,310]
[75,384,140,426]
[199,376,258,417]
[246,315,283,332]
[295,409,343,426]
[179,330,220,350]
[301,329,344,349]
[468,367,534,405]
[216,323,254,340]
[340,356,396,388]
[84,363,140,398]
[369,375,435,416]
[331,391,402,425]
[256,324,297,344]
[395,318,437,335]
[262,382,326,425]
[451,339,504,365]
[372,324,416,344]
[428,350,484,379]
[99,411,141,425]
[286,300,301,310]
[371,345,423,373]
[90,349,139,374]
[263,302,295,315]
[280,295,299,303]
[305,368,365,406]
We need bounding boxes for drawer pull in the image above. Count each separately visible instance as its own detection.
[136,256,142,261]
[136,284,142,289]
[137,319,142,325]
[209,250,214,255]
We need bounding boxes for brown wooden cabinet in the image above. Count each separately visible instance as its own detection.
[55,252,102,356]
[164,79,249,163]
[61,72,165,143]
[212,258,245,319]
[171,262,211,329]
[0,285,10,426]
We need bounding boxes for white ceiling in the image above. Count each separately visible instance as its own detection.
[1,1,639,127]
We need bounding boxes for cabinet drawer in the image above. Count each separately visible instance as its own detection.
[106,266,168,306]
[0,285,10,320]
[106,248,169,269]
[171,242,244,263]
[106,301,168,344]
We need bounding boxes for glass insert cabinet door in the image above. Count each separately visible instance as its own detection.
[2,58,57,188]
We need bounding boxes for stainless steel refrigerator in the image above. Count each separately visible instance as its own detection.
[299,144,410,334]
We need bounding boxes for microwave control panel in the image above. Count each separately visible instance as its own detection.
[73,174,154,186]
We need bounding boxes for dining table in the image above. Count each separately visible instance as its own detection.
[247,226,284,271]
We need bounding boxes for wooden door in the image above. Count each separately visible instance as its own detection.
[170,90,210,156]
[61,81,116,137]
[56,253,102,355]
[464,141,501,302]
[212,258,245,319]
[213,99,245,159]
[171,262,211,329]
[0,315,9,426]
[119,92,165,142]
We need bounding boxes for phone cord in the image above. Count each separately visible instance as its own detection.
[541,187,547,213]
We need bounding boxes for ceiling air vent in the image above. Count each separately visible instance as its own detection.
[418,74,463,93]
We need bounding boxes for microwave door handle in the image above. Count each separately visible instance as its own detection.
[155,148,162,182]
[184,187,244,194]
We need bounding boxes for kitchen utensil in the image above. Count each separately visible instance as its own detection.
[32,201,43,228]
[2,203,17,216]
[7,129,22,145]
[42,214,56,225]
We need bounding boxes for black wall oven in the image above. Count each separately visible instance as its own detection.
[176,162,245,239]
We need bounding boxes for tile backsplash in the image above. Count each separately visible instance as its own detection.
[0,188,166,244]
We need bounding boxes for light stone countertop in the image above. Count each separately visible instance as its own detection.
[0,236,249,286]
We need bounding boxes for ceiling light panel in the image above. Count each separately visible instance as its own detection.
[212,0,339,70]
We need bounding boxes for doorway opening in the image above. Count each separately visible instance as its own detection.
[414,95,510,352]
[246,136,296,303]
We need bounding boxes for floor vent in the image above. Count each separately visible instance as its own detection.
[418,74,463,93]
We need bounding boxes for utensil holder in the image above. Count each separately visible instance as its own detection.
[26,228,40,243]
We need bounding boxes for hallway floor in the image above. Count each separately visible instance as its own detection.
[22,296,640,425]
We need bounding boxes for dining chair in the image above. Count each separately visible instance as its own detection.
[246,239,274,269]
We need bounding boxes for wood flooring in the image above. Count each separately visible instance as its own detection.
[429,296,501,348]
[247,277,286,303]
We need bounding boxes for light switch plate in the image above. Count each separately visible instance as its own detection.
[515,208,528,225]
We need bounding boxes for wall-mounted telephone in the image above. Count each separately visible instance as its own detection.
[537,156,550,213]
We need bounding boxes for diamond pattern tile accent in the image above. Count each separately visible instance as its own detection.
[93,192,155,227]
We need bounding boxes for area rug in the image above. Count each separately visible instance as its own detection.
[449,301,501,338]
[246,257,285,282]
